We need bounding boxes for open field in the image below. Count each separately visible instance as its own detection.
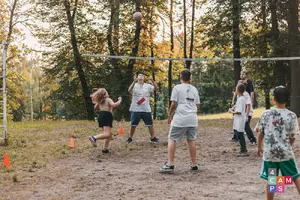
[0,111,300,200]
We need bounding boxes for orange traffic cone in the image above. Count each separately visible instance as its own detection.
[119,127,124,135]
[68,137,75,148]
[3,153,11,167]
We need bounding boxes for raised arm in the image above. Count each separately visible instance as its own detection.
[128,81,136,93]
[149,77,158,90]
[109,97,122,108]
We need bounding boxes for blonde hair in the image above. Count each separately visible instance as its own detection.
[91,88,107,109]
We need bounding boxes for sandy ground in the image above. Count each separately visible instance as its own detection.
[1,119,300,200]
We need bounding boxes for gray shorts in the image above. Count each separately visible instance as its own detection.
[169,126,198,142]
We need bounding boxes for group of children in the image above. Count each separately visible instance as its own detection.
[229,80,257,157]
[88,69,300,199]
[229,82,300,199]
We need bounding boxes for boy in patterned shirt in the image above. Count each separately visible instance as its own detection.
[256,86,300,200]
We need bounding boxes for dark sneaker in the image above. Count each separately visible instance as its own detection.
[236,152,250,157]
[89,136,97,147]
[190,165,199,171]
[150,137,160,144]
[159,163,174,173]
[126,137,133,144]
[102,148,109,153]
[250,140,257,146]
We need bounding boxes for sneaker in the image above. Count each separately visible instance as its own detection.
[190,165,199,171]
[150,137,160,144]
[159,162,174,173]
[102,148,109,153]
[126,137,133,144]
[250,140,257,146]
[236,152,250,157]
[89,136,97,147]
[229,138,238,142]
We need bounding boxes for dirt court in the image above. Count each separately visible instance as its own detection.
[1,119,300,200]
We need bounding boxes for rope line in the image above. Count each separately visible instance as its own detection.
[82,53,300,62]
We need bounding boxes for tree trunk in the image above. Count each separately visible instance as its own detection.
[6,0,18,45]
[127,1,141,84]
[288,0,300,116]
[168,0,174,105]
[261,0,270,109]
[149,4,157,120]
[231,0,241,85]
[113,0,120,54]
[183,0,188,67]
[63,0,94,120]
[122,0,142,121]
[269,0,285,86]
[151,48,157,120]
[265,87,270,109]
[186,0,195,70]
[107,0,121,74]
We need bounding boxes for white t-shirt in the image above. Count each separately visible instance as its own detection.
[255,108,299,162]
[170,83,200,127]
[243,91,253,116]
[129,83,154,112]
[234,95,246,132]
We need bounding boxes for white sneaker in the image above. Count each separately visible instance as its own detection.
[89,136,97,147]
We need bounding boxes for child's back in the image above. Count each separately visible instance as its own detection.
[99,98,114,112]
[256,107,298,161]
[256,86,300,200]
[234,95,246,132]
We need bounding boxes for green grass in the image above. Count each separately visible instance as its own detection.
[0,120,100,184]
[198,108,265,120]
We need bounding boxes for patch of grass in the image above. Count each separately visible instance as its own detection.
[198,108,265,120]
[0,120,96,182]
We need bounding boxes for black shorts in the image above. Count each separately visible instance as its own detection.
[98,111,113,128]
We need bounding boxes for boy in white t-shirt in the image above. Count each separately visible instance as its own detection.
[230,80,257,145]
[229,83,249,157]
[160,69,200,173]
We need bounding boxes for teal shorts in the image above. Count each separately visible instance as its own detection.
[260,159,300,181]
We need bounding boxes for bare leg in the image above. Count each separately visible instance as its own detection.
[187,140,197,166]
[129,126,136,138]
[104,135,113,149]
[266,182,274,200]
[294,177,300,194]
[168,139,176,165]
[94,126,111,140]
[148,126,156,138]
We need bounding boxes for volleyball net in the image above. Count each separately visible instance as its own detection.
[81,53,299,117]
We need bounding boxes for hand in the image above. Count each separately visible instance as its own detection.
[148,77,154,84]
[246,116,249,122]
[134,78,138,83]
[228,108,232,113]
[257,146,263,157]
[118,97,122,101]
